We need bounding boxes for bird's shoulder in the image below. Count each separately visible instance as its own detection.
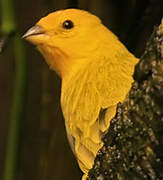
[61,52,136,128]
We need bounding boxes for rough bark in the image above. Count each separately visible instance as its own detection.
[87,19,163,180]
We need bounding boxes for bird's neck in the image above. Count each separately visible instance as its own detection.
[38,44,80,78]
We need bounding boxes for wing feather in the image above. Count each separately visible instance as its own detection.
[61,50,138,172]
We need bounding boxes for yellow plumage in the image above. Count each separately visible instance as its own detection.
[23,9,139,179]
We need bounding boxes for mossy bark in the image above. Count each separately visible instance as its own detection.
[87,19,163,180]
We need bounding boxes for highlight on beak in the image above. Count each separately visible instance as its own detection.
[22,25,45,39]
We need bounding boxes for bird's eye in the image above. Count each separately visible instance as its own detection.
[62,20,74,29]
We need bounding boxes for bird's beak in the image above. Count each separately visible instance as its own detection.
[22,25,45,39]
[22,25,47,45]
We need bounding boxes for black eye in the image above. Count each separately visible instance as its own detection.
[62,20,74,29]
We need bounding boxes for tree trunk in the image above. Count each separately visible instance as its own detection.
[87,19,163,180]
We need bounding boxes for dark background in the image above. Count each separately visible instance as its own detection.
[0,0,163,180]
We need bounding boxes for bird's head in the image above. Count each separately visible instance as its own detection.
[23,9,105,78]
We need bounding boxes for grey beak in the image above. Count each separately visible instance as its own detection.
[22,25,45,39]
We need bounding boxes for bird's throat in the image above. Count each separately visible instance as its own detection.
[37,45,75,78]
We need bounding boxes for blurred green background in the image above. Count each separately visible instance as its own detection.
[0,0,162,180]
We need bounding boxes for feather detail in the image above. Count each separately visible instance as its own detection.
[61,48,138,173]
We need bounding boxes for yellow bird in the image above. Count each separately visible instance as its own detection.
[23,9,138,179]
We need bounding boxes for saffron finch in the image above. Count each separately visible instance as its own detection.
[23,9,139,179]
